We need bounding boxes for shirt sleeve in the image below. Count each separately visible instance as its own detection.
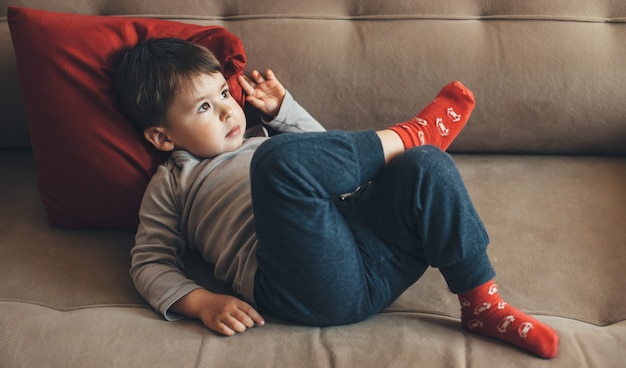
[129,166,202,321]
[262,90,326,133]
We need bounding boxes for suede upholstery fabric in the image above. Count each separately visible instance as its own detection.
[1,1,625,367]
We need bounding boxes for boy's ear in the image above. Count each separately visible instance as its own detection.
[143,127,175,152]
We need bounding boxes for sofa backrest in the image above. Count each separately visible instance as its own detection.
[2,0,625,155]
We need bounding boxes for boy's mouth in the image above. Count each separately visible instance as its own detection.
[226,125,242,138]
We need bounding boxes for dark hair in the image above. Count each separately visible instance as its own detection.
[114,38,222,131]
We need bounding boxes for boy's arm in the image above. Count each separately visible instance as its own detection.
[239,69,326,133]
[131,169,263,335]
[261,90,326,133]
[130,181,200,322]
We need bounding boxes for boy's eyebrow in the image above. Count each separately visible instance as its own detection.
[192,80,229,105]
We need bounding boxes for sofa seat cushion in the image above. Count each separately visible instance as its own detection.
[1,152,624,327]
[1,301,625,367]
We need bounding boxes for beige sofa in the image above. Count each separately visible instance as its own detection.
[1,1,625,367]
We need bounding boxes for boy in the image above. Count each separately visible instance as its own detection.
[115,38,558,359]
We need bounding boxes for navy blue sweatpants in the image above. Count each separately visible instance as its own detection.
[251,130,494,326]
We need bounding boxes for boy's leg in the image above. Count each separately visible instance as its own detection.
[376,80,475,165]
[388,81,475,151]
[250,128,558,358]
[356,146,558,359]
[355,146,494,294]
[250,130,394,326]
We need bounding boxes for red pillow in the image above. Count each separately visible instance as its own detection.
[8,6,247,229]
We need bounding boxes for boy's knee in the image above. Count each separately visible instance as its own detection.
[250,134,320,197]
[251,135,285,167]
[251,133,313,173]
[251,131,344,185]
[392,145,462,188]
[402,145,454,170]
[250,135,292,182]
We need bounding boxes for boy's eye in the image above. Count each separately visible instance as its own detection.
[198,102,210,113]
[221,89,230,99]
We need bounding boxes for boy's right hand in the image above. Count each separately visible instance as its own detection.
[171,288,265,336]
[238,69,286,118]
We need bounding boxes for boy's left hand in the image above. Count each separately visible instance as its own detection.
[238,69,286,118]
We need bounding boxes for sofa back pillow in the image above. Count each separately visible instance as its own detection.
[8,6,247,229]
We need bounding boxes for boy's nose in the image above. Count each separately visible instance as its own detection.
[219,104,233,121]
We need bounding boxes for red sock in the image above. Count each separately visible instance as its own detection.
[458,280,559,359]
[388,81,475,151]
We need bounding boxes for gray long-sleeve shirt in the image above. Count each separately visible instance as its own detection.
[130,91,325,320]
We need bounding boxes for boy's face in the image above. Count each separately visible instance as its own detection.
[156,72,246,158]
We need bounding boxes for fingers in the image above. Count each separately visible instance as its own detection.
[209,302,265,336]
[263,69,277,81]
[237,73,264,109]
[250,69,264,83]
[228,304,265,330]
[242,69,276,86]
[237,69,283,117]
[237,75,255,95]
[237,71,265,97]
[241,303,266,327]
[217,316,248,336]
[216,316,256,336]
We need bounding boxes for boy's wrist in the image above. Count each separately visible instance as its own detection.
[171,288,213,319]
[263,90,290,123]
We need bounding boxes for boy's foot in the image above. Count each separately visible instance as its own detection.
[388,81,475,151]
[458,280,559,359]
